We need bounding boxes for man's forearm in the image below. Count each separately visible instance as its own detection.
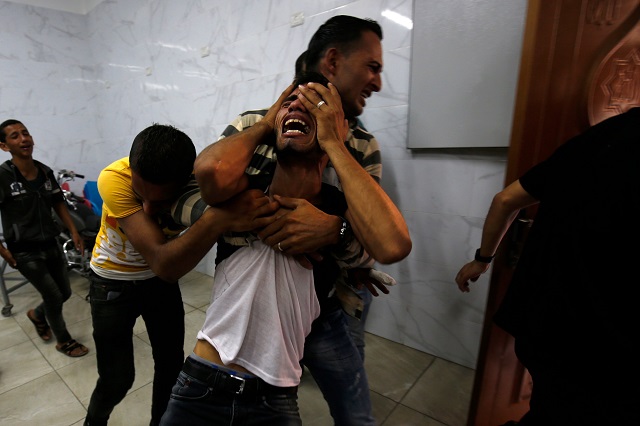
[146,208,225,282]
[325,143,411,264]
[478,180,539,258]
[479,203,520,259]
[195,121,272,205]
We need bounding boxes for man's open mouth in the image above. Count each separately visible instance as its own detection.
[283,118,310,135]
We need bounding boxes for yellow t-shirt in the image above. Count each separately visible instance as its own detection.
[90,157,185,280]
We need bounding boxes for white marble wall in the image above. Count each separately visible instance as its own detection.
[0,0,513,369]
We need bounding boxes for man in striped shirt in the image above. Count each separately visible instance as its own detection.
[174,16,411,425]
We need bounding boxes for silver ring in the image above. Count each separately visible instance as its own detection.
[316,100,325,109]
[277,242,283,252]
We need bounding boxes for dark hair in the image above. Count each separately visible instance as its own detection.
[294,50,307,78]
[0,119,23,143]
[305,15,383,72]
[129,123,196,186]
[293,71,330,88]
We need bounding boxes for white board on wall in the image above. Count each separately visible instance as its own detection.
[408,0,527,148]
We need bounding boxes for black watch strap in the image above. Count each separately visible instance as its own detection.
[474,248,495,263]
[338,216,351,241]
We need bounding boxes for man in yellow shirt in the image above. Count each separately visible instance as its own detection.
[84,123,278,426]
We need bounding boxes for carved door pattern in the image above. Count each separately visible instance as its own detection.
[468,1,640,425]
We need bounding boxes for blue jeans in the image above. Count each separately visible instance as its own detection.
[346,287,372,361]
[85,271,185,426]
[160,356,301,426]
[15,243,72,343]
[303,306,375,426]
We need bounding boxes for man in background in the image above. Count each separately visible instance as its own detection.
[455,108,640,425]
[0,119,89,358]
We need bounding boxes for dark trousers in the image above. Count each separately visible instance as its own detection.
[15,244,72,343]
[85,272,185,426]
[160,356,301,426]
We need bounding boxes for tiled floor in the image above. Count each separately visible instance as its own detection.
[0,269,474,426]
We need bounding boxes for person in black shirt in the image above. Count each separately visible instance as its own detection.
[455,108,640,425]
[0,119,88,357]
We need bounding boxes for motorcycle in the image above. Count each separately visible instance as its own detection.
[52,170,100,278]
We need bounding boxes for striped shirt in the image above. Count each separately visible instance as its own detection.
[171,109,381,271]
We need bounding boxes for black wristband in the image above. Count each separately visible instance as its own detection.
[474,248,495,263]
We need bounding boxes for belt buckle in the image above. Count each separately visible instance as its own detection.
[229,374,246,395]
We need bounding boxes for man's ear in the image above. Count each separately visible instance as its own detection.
[321,47,340,77]
[0,143,9,153]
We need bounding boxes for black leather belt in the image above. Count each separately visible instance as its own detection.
[182,356,297,400]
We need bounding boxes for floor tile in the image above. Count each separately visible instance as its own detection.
[402,357,474,426]
[0,340,53,394]
[179,269,206,284]
[60,292,92,325]
[68,274,90,297]
[0,314,30,351]
[383,404,447,425]
[183,308,206,352]
[365,333,436,402]
[109,382,155,426]
[371,391,398,424]
[57,351,99,406]
[0,371,86,426]
[179,273,213,309]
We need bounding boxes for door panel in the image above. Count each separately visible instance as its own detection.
[468,1,640,425]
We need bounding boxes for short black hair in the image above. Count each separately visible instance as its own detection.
[129,123,196,186]
[0,119,23,143]
[305,15,383,72]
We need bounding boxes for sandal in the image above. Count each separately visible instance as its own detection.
[56,339,89,358]
[27,309,52,342]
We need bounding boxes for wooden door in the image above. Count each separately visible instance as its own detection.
[468,1,640,425]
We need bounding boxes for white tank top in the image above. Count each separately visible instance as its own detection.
[197,242,320,387]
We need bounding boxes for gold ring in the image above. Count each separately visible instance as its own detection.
[316,100,325,109]
[277,242,284,252]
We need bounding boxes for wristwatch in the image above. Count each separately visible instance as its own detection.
[338,216,352,243]
[474,248,495,263]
